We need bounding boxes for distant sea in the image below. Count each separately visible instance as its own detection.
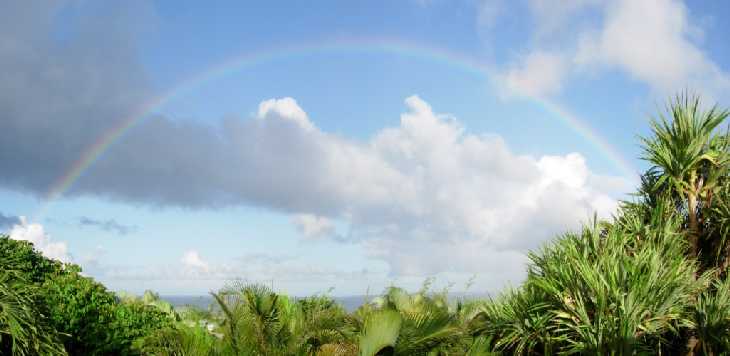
[162,293,487,312]
[162,295,369,312]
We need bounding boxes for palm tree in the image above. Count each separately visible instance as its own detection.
[211,283,354,355]
[356,308,401,356]
[641,93,730,259]
[294,294,351,353]
[351,286,478,355]
[211,283,293,355]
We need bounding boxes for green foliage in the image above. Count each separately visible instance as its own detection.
[41,269,175,355]
[112,300,176,354]
[42,271,122,355]
[704,180,730,267]
[0,270,67,355]
[475,210,711,354]
[357,309,401,356]
[0,235,175,355]
[691,276,730,354]
[211,283,296,355]
[349,286,484,356]
[133,302,227,356]
[0,236,64,283]
[209,283,355,355]
[294,294,351,353]
[477,287,554,354]
[539,221,700,352]
[133,322,225,356]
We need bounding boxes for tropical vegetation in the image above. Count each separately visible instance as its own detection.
[2,93,730,355]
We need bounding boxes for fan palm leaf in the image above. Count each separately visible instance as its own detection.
[0,270,67,356]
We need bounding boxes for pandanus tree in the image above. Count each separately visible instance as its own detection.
[640,93,730,261]
[476,210,705,355]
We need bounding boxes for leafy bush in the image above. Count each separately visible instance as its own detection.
[0,236,174,355]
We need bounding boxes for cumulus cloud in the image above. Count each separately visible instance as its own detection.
[78,217,138,235]
[257,97,315,132]
[345,97,621,277]
[9,217,71,263]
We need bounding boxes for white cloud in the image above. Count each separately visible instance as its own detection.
[499,50,569,98]
[257,97,314,131]
[292,214,336,240]
[181,250,209,272]
[249,95,624,283]
[354,98,622,276]
[574,0,730,98]
[91,95,627,293]
[9,217,71,263]
[496,0,730,100]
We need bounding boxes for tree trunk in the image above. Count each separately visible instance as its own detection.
[686,334,698,355]
[687,192,700,258]
[686,191,702,356]
[720,243,730,276]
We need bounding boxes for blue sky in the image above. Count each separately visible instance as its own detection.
[2,0,730,296]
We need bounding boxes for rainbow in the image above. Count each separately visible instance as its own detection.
[42,37,638,215]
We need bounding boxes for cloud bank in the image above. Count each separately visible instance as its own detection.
[0,1,153,196]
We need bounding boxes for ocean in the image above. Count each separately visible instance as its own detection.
[161,293,488,312]
[162,295,370,312]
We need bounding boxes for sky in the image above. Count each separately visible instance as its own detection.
[2,0,730,296]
